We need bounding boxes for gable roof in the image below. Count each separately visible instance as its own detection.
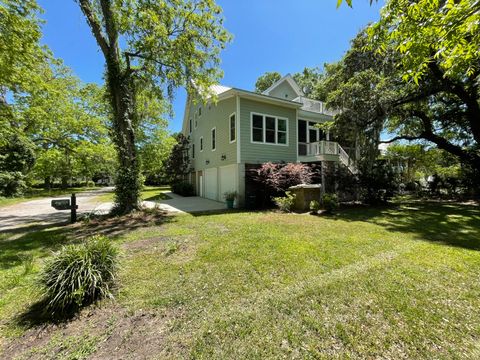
[262,73,304,97]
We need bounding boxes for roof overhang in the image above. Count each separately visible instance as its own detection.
[218,88,302,109]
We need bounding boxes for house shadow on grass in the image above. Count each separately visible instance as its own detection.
[335,201,480,251]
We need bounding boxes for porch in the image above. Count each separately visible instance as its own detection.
[298,140,358,174]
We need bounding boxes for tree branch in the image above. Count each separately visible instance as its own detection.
[77,0,109,56]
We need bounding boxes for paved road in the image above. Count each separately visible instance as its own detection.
[0,188,227,231]
[0,188,114,231]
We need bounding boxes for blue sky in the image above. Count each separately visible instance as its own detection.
[37,0,384,133]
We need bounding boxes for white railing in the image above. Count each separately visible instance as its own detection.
[299,141,358,174]
[304,141,339,156]
[293,96,340,116]
[339,145,358,174]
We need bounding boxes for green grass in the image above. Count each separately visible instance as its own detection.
[1,201,480,358]
[92,186,171,203]
[0,187,99,208]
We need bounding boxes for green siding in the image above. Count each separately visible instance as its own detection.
[268,81,298,100]
[239,98,297,164]
[185,97,237,171]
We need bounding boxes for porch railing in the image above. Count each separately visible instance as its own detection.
[299,141,339,156]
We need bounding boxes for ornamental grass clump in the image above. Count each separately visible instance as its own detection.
[40,235,118,315]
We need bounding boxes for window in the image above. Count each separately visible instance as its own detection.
[200,137,203,152]
[195,119,198,129]
[229,113,236,143]
[251,113,288,145]
[211,127,216,151]
[198,106,202,117]
[252,114,263,142]
[189,118,192,133]
[192,143,195,159]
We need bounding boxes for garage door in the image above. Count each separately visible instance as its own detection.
[219,164,237,198]
[204,168,218,200]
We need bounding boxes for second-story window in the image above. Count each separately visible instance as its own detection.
[229,113,236,143]
[192,143,195,159]
[189,118,192,133]
[198,106,202,117]
[251,113,288,145]
[200,137,203,151]
[211,127,216,151]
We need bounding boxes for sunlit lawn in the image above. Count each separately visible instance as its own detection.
[0,187,99,208]
[1,201,480,358]
[92,185,171,203]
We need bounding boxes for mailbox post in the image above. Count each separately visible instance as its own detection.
[71,193,77,224]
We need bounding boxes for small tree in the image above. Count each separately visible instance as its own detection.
[163,134,191,183]
[250,162,313,206]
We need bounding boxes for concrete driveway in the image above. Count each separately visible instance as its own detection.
[0,189,227,231]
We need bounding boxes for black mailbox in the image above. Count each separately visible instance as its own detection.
[51,199,71,210]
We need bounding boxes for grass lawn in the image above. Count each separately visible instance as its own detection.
[1,201,480,358]
[92,185,172,203]
[0,187,99,208]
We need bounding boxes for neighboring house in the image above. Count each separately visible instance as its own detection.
[181,74,357,206]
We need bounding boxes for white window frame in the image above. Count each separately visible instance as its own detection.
[250,112,289,146]
[229,112,236,143]
[211,127,216,151]
[200,136,204,152]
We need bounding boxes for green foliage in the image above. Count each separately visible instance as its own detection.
[273,191,296,212]
[293,67,328,101]
[359,160,399,204]
[369,0,480,82]
[0,134,35,196]
[139,129,176,184]
[171,181,195,197]
[321,193,338,214]
[163,133,191,183]
[309,200,321,214]
[39,235,118,316]
[224,191,237,201]
[254,72,281,93]
[0,0,48,97]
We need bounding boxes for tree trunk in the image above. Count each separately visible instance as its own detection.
[105,58,141,214]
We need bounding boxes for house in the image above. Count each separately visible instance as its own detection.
[181,74,357,207]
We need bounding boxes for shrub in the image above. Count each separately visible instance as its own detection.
[273,191,296,212]
[86,180,95,187]
[224,191,237,201]
[39,235,118,315]
[171,181,195,196]
[322,193,338,214]
[309,200,321,214]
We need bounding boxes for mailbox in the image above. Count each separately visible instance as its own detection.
[51,199,71,210]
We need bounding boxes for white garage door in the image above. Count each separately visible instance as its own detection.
[219,164,237,198]
[204,168,218,200]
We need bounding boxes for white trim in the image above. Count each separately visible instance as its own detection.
[250,112,289,147]
[236,96,241,164]
[200,136,204,152]
[229,112,236,144]
[295,109,299,162]
[211,127,216,151]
